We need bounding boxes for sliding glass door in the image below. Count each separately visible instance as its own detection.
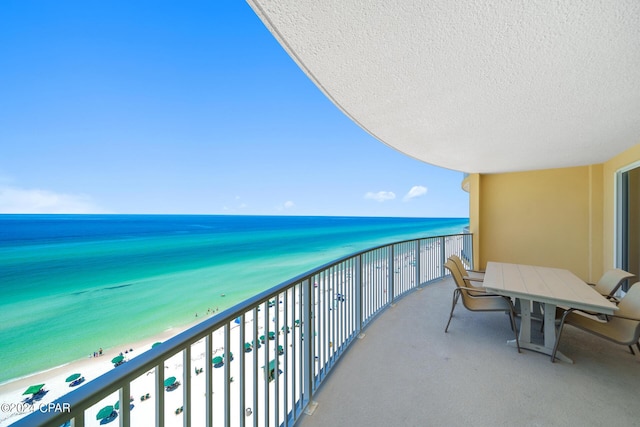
[617,165,640,289]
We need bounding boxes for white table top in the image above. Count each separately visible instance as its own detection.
[483,262,618,315]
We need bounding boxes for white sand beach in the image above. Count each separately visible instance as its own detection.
[0,293,307,427]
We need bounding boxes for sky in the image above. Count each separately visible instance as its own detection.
[0,1,469,218]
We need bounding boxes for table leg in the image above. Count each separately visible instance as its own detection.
[544,302,572,363]
[507,299,573,363]
[520,298,531,343]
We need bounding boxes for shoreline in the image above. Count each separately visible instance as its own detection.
[0,314,210,426]
[0,292,298,427]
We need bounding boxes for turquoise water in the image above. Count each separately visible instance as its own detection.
[0,214,468,383]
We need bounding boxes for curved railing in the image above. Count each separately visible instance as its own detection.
[13,233,473,427]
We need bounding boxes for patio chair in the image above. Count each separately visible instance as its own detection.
[444,260,520,352]
[587,269,635,302]
[449,254,485,282]
[551,282,640,362]
[448,255,485,294]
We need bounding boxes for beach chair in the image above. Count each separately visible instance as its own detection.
[587,269,635,301]
[449,254,485,283]
[444,259,520,352]
[447,255,485,295]
[552,282,640,362]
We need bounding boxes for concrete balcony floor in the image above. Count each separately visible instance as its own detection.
[298,277,640,427]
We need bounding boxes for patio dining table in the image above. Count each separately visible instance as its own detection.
[482,262,618,363]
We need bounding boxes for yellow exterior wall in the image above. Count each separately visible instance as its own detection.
[473,166,602,282]
[468,143,640,283]
[463,174,481,269]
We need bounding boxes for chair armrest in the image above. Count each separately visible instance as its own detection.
[457,286,508,297]
[609,313,640,322]
[463,276,484,282]
[558,307,640,323]
[605,295,621,304]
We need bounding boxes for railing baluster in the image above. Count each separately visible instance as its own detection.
[283,289,289,427]
[274,292,280,427]
[252,307,259,427]
[121,382,130,427]
[183,346,191,427]
[239,313,246,427]
[205,334,212,427]
[302,278,312,407]
[156,362,165,427]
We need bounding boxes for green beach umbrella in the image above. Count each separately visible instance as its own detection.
[96,405,114,420]
[244,342,252,351]
[278,345,284,355]
[23,384,44,395]
[212,356,223,365]
[111,355,124,364]
[268,331,276,340]
[164,376,177,387]
[152,341,162,348]
[294,319,301,326]
[114,400,120,410]
[65,373,81,383]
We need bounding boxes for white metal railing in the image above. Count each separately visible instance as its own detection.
[13,233,473,427]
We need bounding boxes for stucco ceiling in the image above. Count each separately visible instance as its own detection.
[248,0,640,173]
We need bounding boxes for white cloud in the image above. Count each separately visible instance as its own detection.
[0,185,107,213]
[403,185,428,202]
[364,191,396,202]
[276,200,295,211]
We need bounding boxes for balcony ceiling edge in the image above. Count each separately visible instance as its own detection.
[247,0,640,174]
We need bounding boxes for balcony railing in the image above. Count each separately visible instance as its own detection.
[14,233,473,427]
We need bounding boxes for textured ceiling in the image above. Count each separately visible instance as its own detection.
[248,0,640,173]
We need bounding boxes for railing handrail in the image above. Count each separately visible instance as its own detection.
[13,232,472,427]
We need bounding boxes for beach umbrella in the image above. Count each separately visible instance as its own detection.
[244,342,252,352]
[114,401,120,410]
[223,352,233,361]
[294,319,301,327]
[23,384,45,395]
[96,405,114,420]
[111,355,124,364]
[164,376,177,388]
[65,373,81,383]
[268,331,276,340]
[152,341,162,348]
[212,356,223,365]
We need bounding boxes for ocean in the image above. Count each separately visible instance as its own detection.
[0,214,468,384]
